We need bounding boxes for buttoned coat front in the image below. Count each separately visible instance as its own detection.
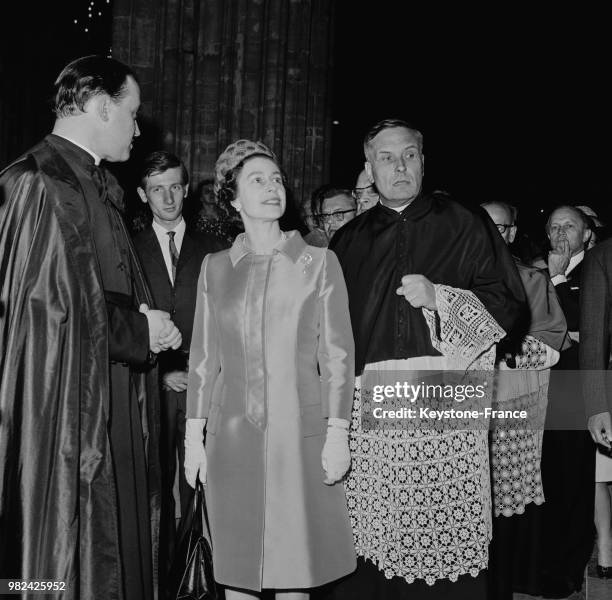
[187,231,356,591]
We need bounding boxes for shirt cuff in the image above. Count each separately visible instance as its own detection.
[550,274,567,286]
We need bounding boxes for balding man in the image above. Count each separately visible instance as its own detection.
[352,169,379,215]
[527,205,595,597]
[482,201,567,600]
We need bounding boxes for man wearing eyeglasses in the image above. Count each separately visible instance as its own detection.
[481,201,517,244]
[305,185,356,247]
[482,201,568,600]
[352,169,379,215]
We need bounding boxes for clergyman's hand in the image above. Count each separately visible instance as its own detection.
[163,370,188,393]
[140,305,172,353]
[588,411,612,448]
[158,320,182,351]
[396,274,437,310]
[547,238,571,277]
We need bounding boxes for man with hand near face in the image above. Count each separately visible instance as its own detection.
[329,119,525,599]
[482,201,568,600]
[0,56,181,599]
[546,206,591,344]
[134,151,222,590]
[532,205,595,598]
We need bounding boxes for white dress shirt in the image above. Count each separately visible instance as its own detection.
[57,135,101,165]
[152,218,186,284]
[550,250,584,286]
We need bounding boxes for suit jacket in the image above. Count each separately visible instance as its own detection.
[580,239,612,417]
[554,260,583,334]
[134,226,223,372]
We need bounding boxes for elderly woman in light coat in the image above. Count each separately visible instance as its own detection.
[184,140,356,600]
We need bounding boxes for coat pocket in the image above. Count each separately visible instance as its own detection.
[300,403,325,437]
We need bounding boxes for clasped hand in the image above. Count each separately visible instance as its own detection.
[395,274,437,310]
[139,304,182,353]
[163,370,188,392]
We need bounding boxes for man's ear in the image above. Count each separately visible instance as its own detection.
[137,187,148,204]
[95,94,111,122]
[184,183,189,197]
[583,228,592,245]
[364,161,374,184]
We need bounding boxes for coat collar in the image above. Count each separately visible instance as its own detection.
[45,134,125,212]
[229,230,307,267]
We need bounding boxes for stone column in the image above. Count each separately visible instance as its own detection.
[113,0,335,206]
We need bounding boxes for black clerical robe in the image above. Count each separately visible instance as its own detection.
[0,135,160,600]
[328,194,526,597]
[329,192,526,375]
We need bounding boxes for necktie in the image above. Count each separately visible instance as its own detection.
[167,231,179,283]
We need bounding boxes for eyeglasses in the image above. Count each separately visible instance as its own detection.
[319,208,357,223]
[352,185,378,201]
[495,223,514,233]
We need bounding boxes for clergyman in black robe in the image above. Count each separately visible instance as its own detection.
[328,119,526,600]
[0,56,181,600]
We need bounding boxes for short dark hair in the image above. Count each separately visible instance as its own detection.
[54,55,137,118]
[139,151,189,188]
[310,185,354,224]
[546,204,591,232]
[363,118,424,156]
[216,153,284,213]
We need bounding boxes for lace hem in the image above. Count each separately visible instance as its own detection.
[491,336,551,517]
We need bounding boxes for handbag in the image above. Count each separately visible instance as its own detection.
[168,478,217,600]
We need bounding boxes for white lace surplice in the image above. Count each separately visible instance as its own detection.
[491,335,554,517]
[345,285,505,585]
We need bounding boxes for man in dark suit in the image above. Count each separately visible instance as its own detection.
[547,205,592,355]
[537,204,595,597]
[133,151,222,586]
[580,238,612,578]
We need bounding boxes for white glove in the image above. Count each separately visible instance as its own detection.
[184,418,207,488]
[321,418,351,485]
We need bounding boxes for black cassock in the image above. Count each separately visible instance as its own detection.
[329,192,526,376]
[0,135,160,600]
[327,192,526,600]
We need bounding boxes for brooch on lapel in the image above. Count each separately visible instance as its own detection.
[299,252,313,274]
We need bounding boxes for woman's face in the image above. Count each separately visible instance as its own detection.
[231,156,286,222]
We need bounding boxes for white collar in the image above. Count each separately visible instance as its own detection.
[56,134,102,165]
[566,250,584,276]
[381,201,406,213]
[152,217,186,238]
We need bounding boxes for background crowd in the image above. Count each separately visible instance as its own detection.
[1,3,611,600]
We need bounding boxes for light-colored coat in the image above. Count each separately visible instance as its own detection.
[187,230,356,591]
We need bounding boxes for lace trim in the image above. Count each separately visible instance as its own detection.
[346,286,503,584]
[423,285,505,367]
[491,336,550,517]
